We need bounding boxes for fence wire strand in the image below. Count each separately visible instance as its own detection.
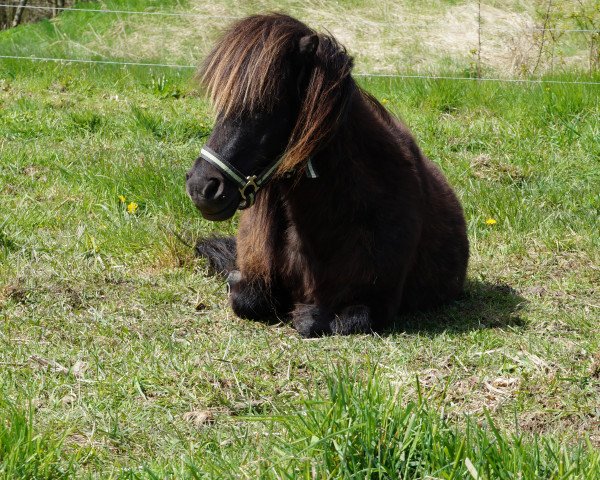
[0,3,238,19]
[0,54,197,69]
[0,3,598,32]
[2,54,599,85]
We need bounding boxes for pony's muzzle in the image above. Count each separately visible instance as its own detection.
[199,177,223,201]
[187,172,224,201]
[186,162,241,221]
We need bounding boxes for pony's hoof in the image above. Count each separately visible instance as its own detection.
[292,305,333,338]
[292,304,373,337]
[332,305,372,335]
[226,270,242,289]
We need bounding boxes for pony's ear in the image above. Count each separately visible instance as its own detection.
[281,35,354,174]
[298,34,319,59]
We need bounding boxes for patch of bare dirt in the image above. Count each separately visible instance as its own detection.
[0,281,29,305]
[183,409,215,427]
[519,411,600,447]
[470,153,528,183]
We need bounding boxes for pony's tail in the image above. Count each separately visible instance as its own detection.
[195,236,237,276]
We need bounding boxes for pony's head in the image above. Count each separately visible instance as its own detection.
[186,13,354,220]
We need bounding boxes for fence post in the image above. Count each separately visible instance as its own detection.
[477,0,482,79]
[11,0,29,28]
[533,0,553,75]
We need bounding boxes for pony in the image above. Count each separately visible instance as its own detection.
[186,13,469,337]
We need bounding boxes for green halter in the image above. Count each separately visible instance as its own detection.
[200,146,318,209]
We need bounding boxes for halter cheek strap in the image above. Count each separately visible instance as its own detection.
[200,145,318,210]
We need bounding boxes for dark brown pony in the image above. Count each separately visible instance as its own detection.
[186,13,469,337]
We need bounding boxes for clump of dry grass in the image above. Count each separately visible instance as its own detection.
[84,0,596,76]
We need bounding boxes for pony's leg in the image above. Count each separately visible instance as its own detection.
[195,235,236,276]
[292,304,373,338]
[227,271,290,321]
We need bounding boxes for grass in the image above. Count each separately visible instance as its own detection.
[1,0,600,478]
[0,399,75,479]
[231,368,600,478]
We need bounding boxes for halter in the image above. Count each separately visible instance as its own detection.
[200,146,318,210]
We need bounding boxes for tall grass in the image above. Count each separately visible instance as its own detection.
[189,368,600,479]
[0,397,74,479]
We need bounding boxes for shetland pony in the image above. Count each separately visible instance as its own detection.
[186,13,469,337]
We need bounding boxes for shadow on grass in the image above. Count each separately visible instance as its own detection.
[392,280,527,335]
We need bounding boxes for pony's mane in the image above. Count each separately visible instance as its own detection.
[199,13,355,173]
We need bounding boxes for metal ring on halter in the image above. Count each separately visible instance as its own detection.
[238,175,258,209]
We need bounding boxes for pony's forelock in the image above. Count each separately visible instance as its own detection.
[199,13,355,174]
[199,14,311,118]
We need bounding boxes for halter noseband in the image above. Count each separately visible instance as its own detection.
[200,146,317,210]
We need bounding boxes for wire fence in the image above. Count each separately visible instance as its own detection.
[0,4,599,32]
[1,2,599,86]
[0,3,239,20]
[1,54,600,86]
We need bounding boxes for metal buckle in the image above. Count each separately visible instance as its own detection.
[238,175,259,209]
[239,175,258,201]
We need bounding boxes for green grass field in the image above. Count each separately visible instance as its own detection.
[1,1,599,478]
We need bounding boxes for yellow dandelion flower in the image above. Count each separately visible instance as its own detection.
[127,202,138,214]
[485,218,497,225]
[118,195,126,203]
[381,99,389,104]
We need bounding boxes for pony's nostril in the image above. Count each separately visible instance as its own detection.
[201,178,221,200]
